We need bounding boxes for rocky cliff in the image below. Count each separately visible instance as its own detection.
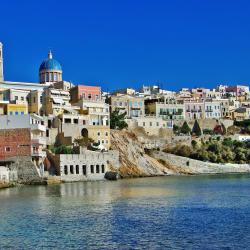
[111,130,250,177]
[110,130,176,177]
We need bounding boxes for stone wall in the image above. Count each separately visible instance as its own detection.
[154,151,250,174]
[9,156,43,183]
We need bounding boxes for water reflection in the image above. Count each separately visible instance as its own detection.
[1,175,250,249]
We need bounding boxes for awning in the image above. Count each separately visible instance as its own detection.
[52,97,63,104]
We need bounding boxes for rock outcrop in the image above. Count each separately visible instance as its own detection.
[110,130,176,177]
[111,129,250,177]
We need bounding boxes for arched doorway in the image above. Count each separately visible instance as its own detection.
[81,128,88,138]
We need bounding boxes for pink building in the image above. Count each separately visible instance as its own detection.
[70,85,101,103]
[184,100,204,120]
[226,85,249,97]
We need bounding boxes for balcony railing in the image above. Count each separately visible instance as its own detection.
[32,137,47,145]
[32,151,46,158]
[30,124,46,132]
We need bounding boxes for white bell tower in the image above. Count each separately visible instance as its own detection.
[0,42,3,82]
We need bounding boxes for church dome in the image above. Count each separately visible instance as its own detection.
[39,50,63,84]
[39,50,62,72]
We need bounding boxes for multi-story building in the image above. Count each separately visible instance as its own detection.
[226,85,249,97]
[184,100,204,120]
[43,88,72,115]
[74,100,110,149]
[204,99,222,119]
[70,85,101,103]
[110,94,144,118]
[0,114,46,166]
[145,97,185,120]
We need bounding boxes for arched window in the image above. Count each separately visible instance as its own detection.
[81,128,88,138]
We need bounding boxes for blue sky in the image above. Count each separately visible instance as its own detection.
[1,0,250,91]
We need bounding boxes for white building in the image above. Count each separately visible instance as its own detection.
[204,100,222,119]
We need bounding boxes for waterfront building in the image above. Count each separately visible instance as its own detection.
[0,114,46,166]
[53,148,119,182]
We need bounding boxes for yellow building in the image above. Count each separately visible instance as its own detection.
[4,103,28,115]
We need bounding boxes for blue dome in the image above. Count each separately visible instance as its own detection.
[39,50,62,72]
[39,58,62,71]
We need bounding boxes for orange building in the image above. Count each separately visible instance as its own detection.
[70,85,101,104]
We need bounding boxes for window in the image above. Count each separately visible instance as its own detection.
[96,165,100,173]
[76,165,79,174]
[83,120,86,125]
[21,112,24,115]
[73,119,78,124]
[46,129,49,137]
[150,122,152,126]
[88,94,91,99]
[15,112,18,115]
[15,96,18,101]
[102,140,104,144]
[90,165,94,173]
[64,165,68,175]
[143,122,145,126]
[101,164,105,173]
[64,118,71,124]
[70,165,74,174]
[105,132,108,136]
[21,96,24,101]
[156,122,159,126]
[82,165,86,175]
[33,97,36,103]
[46,73,49,82]
[5,147,11,152]
[40,96,43,104]
[97,132,101,136]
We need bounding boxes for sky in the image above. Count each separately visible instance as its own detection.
[0,0,250,92]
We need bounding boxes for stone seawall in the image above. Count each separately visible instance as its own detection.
[10,156,43,184]
[154,151,250,175]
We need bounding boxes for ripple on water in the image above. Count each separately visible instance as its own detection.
[1,175,250,249]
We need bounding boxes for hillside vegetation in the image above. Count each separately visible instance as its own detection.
[164,137,250,164]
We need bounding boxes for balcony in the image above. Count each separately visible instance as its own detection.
[30,124,46,132]
[32,137,47,145]
[32,151,47,158]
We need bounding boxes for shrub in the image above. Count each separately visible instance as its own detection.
[180,121,191,134]
[192,120,202,136]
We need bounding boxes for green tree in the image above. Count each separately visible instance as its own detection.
[74,137,94,147]
[191,140,198,148]
[180,121,191,134]
[192,120,202,136]
[53,145,73,154]
[110,110,128,130]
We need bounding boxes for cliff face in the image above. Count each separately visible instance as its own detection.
[111,130,250,177]
[110,130,176,177]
